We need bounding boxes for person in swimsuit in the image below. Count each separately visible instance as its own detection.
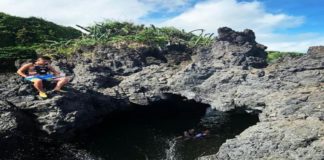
[175,129,210,140]
[17,56,69,98]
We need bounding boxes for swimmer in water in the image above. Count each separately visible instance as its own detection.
[175,129,210,140]
[194,130,210,139]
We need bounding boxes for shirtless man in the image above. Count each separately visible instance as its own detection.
[17,56,69,98]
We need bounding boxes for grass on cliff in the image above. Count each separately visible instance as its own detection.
[267,51,304,63]
[39,21,215,57]
[82,21,214,47]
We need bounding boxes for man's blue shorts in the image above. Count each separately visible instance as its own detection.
[25,74,56,82]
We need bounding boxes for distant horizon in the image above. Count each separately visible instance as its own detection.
[1,0,323,52]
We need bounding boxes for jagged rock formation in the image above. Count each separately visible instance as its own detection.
[197,45,324,159]
[1,27,323,159]
[0,74,126,135]
[199,118,324,160]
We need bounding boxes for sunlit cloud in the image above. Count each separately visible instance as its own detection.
[159,0,314,52]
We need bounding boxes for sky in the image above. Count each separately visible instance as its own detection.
[0,0,323,52]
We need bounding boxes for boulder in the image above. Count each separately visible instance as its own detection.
[307,45,324,57]
[199,119,324,160]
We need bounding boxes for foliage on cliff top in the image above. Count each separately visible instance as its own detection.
[0,12,82,69]
[0,12,81,47]
[267,51,304,63]
[82,21,214,46]
[0,46,36,59]
[41,20,215,57]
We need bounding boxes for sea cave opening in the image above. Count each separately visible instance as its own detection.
[73,94,260,160]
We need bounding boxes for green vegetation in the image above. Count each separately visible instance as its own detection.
[0,46,37,71]
[267,51,304,63]
[0,12,81,47]
[0,12,214,61]
[80,21,214,47]
[0,46,36,59]
[42,21,215,57]
[0,12,82,68]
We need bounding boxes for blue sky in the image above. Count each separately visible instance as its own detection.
[0,0,323,52]
[243,0,324,34]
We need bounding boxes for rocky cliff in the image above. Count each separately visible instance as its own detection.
[1,27,323,159]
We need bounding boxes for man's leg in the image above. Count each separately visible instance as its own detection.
[33,79,45,92]
[54,77,69,91]
[32,79,47,98]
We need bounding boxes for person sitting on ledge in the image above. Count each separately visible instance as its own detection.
[17,56,69,98]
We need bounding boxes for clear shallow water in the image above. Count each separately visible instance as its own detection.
[73,96,259,160]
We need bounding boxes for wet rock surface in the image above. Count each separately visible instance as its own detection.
[1,27,323,159]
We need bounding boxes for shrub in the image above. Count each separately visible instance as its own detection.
[267,51,304,63]
[76,21,215,49]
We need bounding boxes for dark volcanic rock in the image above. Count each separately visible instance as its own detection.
[1,27,323,160]
[199,119,324,160]
[307,45,324,57]
[0,74,126,136]
[0,99,35,138]
[215,27,268,68]
[112,28,324,159]
[0,101,19,138]
[217,27,256,45]
[70,44,184,89]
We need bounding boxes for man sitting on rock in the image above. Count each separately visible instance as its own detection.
[17,56,69,98]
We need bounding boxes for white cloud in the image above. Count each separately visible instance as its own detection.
[0,0,191,26]
[259,33,324,52]
[0,0,151,26]
[161,0,304,32]
[160,0,321,52]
